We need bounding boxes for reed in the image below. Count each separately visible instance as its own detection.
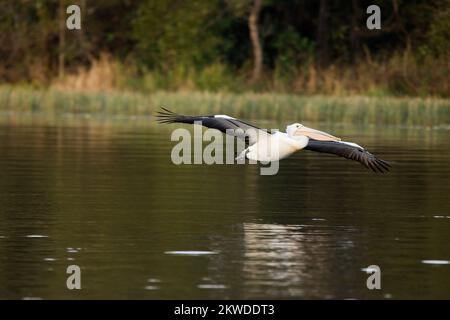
[0,86,449,127]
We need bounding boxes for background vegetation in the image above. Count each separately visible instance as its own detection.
[1,86,449,127]
[1,0,449,97]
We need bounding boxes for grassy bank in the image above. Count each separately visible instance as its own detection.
[0,86,449,127]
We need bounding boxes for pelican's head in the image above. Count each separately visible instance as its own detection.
[286,123,341,141]
[286,123,304,137]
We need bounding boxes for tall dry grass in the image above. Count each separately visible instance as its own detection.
[279,52,449,97]
[49,51,449,97]
[52,54,123,91]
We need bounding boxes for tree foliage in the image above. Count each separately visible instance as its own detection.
[0,0,448,95]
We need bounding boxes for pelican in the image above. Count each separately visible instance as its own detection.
[157,108,390,172]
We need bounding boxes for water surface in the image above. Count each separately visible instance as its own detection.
[0,118,449,299]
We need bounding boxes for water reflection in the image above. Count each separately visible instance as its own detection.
[238,222,360,299]
[242,223,309,297]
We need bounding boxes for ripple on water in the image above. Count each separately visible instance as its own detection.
[421,260,449,265]
[197,284,227,289]
[26,235,48,238]
[43,258,57,261]
[164,251,218,256]
[144,285,160,290]
[361,267,379,273]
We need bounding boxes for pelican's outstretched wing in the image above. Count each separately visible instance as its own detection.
[304,139,391,173]
[156,108,269,145]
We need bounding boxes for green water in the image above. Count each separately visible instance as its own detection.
[0,118,449,299]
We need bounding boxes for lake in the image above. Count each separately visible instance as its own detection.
[0,117,449,299]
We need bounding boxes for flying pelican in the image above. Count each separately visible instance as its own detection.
[157,108,390,172]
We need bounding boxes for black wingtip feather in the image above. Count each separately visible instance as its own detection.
[160,107,175,114]
[377,160,391,172]
[155,107,183,124]
[371,157,391,173]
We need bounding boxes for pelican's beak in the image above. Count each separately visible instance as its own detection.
[294,126,341,141]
